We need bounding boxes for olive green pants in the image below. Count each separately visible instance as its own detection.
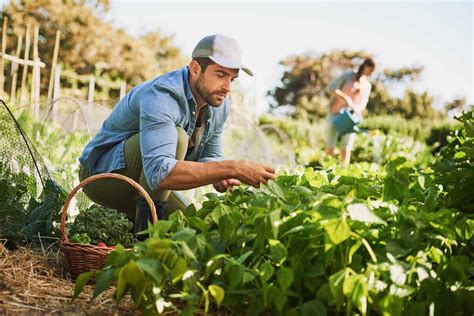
[79,127,189,221]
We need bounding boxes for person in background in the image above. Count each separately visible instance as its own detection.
[326,58,376,165]
[78,34,276,233]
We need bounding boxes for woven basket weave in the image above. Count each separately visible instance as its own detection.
[60,173,157,279]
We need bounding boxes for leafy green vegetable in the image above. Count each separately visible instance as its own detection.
[21,179,67,240]
[0,162,66,248]
[76,145,473,314]
[67,204,135,247]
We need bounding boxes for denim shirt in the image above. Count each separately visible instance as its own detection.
[79,66,230,190]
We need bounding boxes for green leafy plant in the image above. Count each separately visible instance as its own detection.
[434,110,474,213]
[0,162,66,248]
[0,165,30,247]
[21,179,67,240]
[74,157,473,315]
[68,204,135,247]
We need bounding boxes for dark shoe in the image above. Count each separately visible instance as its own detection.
[134,198,167,238]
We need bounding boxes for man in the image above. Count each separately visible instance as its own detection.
[78,34,276,231]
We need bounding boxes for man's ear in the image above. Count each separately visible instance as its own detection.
[189,60,201,77]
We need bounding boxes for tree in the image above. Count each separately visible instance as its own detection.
[268,50,371,121]
[365,66,438,118]
[268,49,437,120]
[2,0,186,97]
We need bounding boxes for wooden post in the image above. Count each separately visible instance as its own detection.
[47,30,60,100]
[88,76,95,103]
[0,17,8,100]
[87,76,95,115]
[19,24,31,106]
[119,81,126,100]
[72,106,80,131]
[52,65,61,122]
[53,64,61,99]
[10,31,23,106]
[30,25,39,119]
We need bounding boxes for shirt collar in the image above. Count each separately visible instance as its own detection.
[183,66,196,105]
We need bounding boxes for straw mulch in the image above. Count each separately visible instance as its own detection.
[0,240,136,315]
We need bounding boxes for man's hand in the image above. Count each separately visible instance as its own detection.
[233,160,276,188]
[158,160,276,191]
[213,178,241,193]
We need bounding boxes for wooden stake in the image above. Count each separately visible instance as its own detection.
[88,76,95,103]
[53,64,61,99]
[47,30,60,100]
[0,17,8,99]
[30,25,39,119]
[119,81,126,100]
[52,65,61,122]
[87,76,95,115]
[20,24,31,106]
[10,31,23,106]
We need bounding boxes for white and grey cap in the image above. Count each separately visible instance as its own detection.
[192,34,253,76]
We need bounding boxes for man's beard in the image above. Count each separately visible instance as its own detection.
[196,75,226,107]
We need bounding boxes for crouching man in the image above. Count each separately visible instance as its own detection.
[78,34,276,232]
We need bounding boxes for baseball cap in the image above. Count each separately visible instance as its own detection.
[192,34,253,76]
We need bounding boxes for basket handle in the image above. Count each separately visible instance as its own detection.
[60,173,158,243]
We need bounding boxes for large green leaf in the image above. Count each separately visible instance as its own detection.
[208,284,225,306]
[329,268,351,306]
[226,263,245,290]
[277,266,294,290]
[268,239,288,263]
[259,262,275,283]
[383,175,409,202]
[322,218,351,245]
[347,203,386,225]
[122,261,144,287]
[219,213,238,241]
[73,271,93,300]
[343,274,368,315]
[136,258,163,284]
[301,299,327,316]
[379,294,403,316]
[93,268,116,299]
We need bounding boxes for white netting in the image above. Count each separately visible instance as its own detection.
[10,94,296,207]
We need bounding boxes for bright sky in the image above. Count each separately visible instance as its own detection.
[108,0,473,113]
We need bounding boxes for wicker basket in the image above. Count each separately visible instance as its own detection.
[60,173,157,279]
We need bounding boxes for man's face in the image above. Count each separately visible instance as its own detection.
[195,63,239,107]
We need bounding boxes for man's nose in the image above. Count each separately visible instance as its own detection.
[222,78,232,92]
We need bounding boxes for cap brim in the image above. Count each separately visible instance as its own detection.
[209,56,253,76]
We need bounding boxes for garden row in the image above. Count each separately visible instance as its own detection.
[74,111,473,315]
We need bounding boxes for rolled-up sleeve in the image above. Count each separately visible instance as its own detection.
[139,87,180,190]
[327,72,350,93]
[198,125,224,162]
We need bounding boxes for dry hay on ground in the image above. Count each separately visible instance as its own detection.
[0,241,135,315]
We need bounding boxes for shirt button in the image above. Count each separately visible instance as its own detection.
[192,111,195,115]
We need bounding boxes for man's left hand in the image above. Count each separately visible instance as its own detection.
[213,178,241,193]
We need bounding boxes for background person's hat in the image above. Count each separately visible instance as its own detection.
[192,34,253,76]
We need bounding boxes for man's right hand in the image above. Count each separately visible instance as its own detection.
[158,159,276,191]
[232,160,276,188]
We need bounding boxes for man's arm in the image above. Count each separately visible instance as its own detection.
[158,159,276,190]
